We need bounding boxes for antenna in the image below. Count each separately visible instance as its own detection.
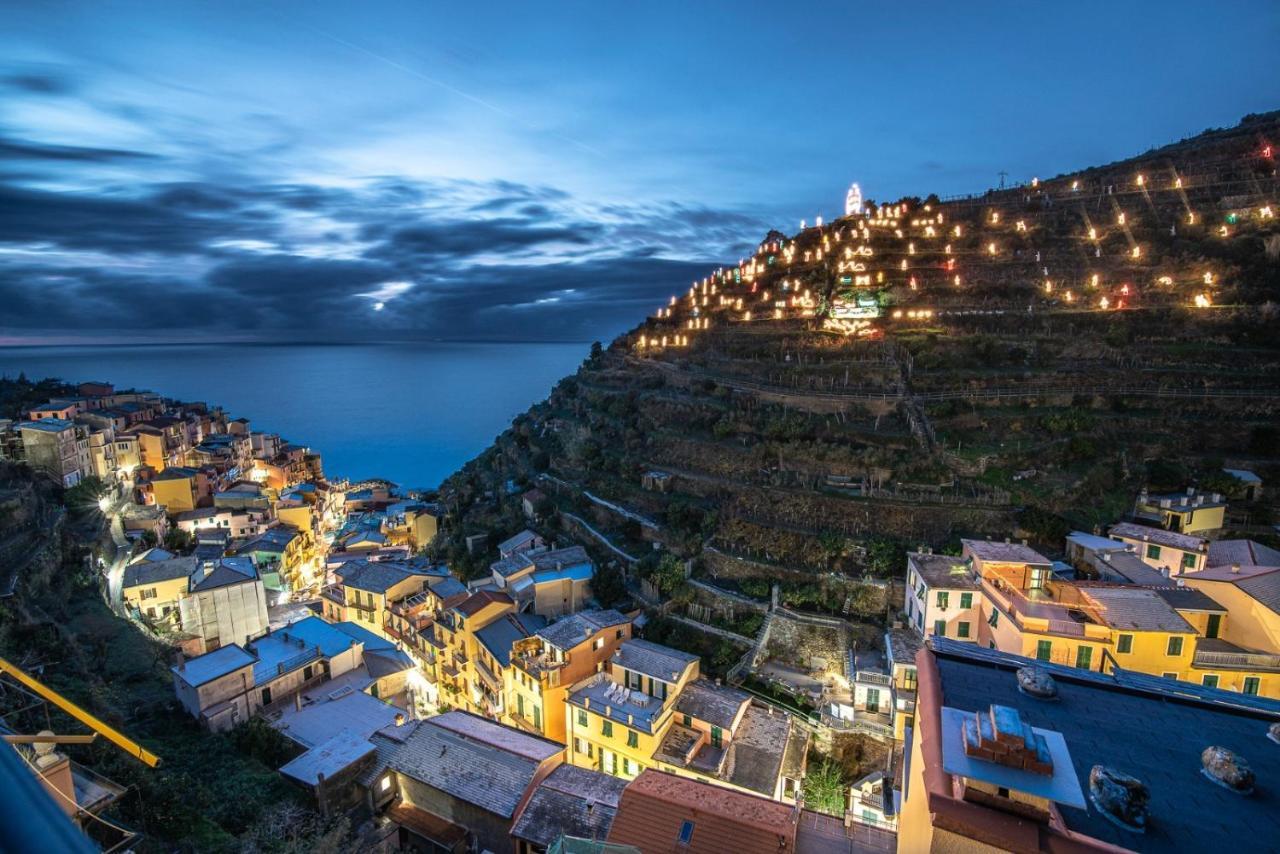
[998,170,1008,189]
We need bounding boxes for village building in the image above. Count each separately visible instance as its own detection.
[899,639,1280,853]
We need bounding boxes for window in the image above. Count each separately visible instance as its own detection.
[577,709,587,727]
[901,668,917,691]
[957,622,971,639]
[682,713,692,727]
[141,588,157,600]
[711,726,722,748]
[303,665,313,681]
[261,687,272,706]
[380,776,392,792]
[1181,552,1197,569]
[616,629,624,639]
[627,730,638,748]
[933,620,946,637]
[574,737,587,754]
[1146,544,1162,560]
[534,705,542,730]
[1116,634,1133,654]
[1075,646,1093,670]
[1206,614,1221,639]
[677,820,695,846]
[960,593,973,609]
[1036,640,1052,661]
[1166,637,1184,656]
[1202,674,1219,689]
[988,610,999,628]
[602,720,613,738]
[593,638,603,651]
[1243,677,1260,696]
[517,694,525,717]
[936,591,949,610]
[1161,672,1178,679]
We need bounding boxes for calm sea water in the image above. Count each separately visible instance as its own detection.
[0,342,588,489]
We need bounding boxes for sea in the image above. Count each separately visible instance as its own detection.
[0,342,589,490]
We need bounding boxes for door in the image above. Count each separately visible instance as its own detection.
[865,688,880,714]
[1206,614,1221,639]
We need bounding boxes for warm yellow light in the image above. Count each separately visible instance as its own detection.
[1090,273,1100,288]
[1131,246,1141,258]
[1262,206,1274,219]
[1219,225,1229,237]
[1088,227,1098,240]
[1136,174,1145,186]
[1117,212,1126,225]
[1187,213,1196,225]
[1015,220,1026,232]
[1064,291,1074,302]
[1099,296,1110,310]
[1157,276,1173,285]
[1193,293,1212,308]
[987,242,997,255]
[1071,180,1080,191]
[1203,272,1214,285]
[1174,177,1183,189]
[990,212,1000,224]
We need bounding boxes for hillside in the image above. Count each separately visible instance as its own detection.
[434,112,1280,609]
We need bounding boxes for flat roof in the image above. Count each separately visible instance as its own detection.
[929,639,1280,851]
[568,675,665,734]
[961,539,1051,565]
[939,706,1085,808]
[171,643,255,687]
[278,729,376,786]
[908,552,980,590]
[1080,586,1195,633]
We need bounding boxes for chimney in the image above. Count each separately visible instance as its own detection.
[294,692,302,712]
[1232,563,1241,574]
[174,650,186,671]
[395,713,406,726]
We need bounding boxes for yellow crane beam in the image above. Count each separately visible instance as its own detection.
[0,657,160,767]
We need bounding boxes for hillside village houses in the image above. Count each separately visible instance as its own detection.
[16,377,1280,851]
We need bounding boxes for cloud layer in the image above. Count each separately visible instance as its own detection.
[0,68,766,343]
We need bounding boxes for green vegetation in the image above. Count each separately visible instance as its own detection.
[801,758,848,817]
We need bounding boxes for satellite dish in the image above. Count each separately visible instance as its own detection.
[845,183,864,217]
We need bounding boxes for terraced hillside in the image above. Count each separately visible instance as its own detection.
[436,112,1280,597]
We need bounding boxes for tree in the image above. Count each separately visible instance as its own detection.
[649,553,686,596]
[592,563,628,608]
[802,758,848,816]
[163,527,194,553]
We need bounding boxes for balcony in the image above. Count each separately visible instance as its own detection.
[1194,641,1280,672]
[854,670,892,688]
[981,578,1109,641]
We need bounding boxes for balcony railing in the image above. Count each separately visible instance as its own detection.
[1195,650,1280,672]
[854,671,892,687]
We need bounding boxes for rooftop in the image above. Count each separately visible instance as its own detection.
[372,711,562,819]
[454,589,513,616]
[720,702,794,796]
[511,764,626,848]
[1090,549,1170,585]
[273,685,402,749]
[19,418,75,433]
[925,639,1280,851]
[278,729,375,787]
[476,613,548,668]
[673,679,750,730]
[1066,531,1131,553]
[568,674,665,734]
[885,627,925,668]
[189,557,258,592]
[171,643,255,687]
[1109,522,1205,553]
[537,609,629,650]
[607,770,797,854]
[340,560,427,594]
[611,638,698,684]
[1208,539,1280,569]
[123,555,196,589]
[908,552,980,590]
[1079,585,1195,633]
[276,616,362,658]
[1151,586,1226,613]
[961,539,1051,565]
[1140,488,1227,512]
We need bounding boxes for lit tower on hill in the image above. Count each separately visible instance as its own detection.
[845,182,864,217]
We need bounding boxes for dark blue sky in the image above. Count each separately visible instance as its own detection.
[2,1,1276,343]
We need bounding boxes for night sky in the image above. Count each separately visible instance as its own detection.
[2,1,1276,344]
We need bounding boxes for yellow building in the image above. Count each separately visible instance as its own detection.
[930,539,1280,699]
[1132,487,1227,534]
[885,628,923,741]
[149,466,207,514]
[506,609,633,741]
[321,561,436,638]
[432,590,521,715]
[1108,521,1208,574]
[1177,563,1280,697]
[121,555,197,619]
[564,639,699,780]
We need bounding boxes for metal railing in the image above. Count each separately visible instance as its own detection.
[1194,650,1280,671]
